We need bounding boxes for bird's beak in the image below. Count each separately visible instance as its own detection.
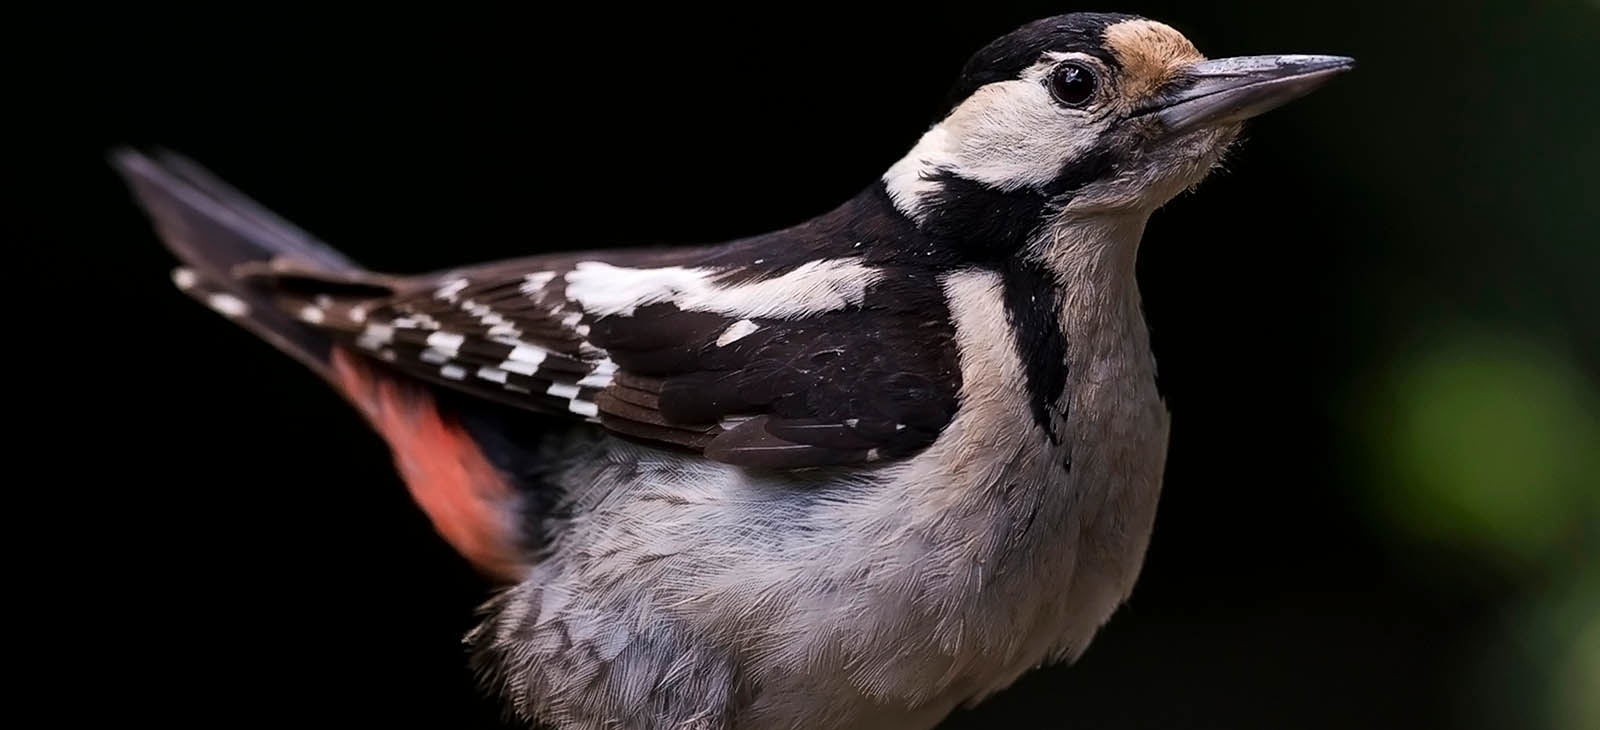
[1146,54,1354,138]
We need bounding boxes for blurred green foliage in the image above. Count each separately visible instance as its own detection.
[1365,330,1597,729]
[1368,334,1598,729]
[1565,601,1598,730]
[1373,331,1598,568]
[1554,577,1598,730]
[1297,1,1600,727]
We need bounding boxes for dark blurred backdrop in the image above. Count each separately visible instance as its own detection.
[15,1,1595,728]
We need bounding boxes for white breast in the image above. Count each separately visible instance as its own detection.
[507,267,1169,730]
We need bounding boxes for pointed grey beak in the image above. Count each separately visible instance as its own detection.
[1146,54,1354,137]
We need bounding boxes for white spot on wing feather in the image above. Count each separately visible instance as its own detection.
[435,278,469,301]
[520,271,558,295]
[390,314,440,330]
[356,323,395,350]
[205,293,248,318]
[500,360,539,376]
[172,268,198,290]
[425,331,465,355]
[715,319,760,346]
[507,344,547,366]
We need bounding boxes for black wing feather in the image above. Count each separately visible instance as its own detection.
[245,242,961,469]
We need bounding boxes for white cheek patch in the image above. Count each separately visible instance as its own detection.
[945,80,1101,191]
[883,125,955,219]
[882,68,1107,219]
[562,259,881,319]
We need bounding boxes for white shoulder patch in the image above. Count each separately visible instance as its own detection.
[562,259,881,318]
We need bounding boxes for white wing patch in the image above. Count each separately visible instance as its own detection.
[562,258,882,318]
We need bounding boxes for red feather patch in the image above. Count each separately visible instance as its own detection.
[332,348,527,583]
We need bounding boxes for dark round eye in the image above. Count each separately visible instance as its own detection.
[1048,62,1098,107]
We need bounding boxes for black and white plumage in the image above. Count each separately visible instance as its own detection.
[285,185,968,470]
[115,12,1351,730]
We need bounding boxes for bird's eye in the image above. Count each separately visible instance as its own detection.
[1048,62,1098,107]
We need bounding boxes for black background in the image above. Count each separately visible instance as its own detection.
[15,1,1595,728]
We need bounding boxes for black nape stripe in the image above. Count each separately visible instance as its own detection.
[917,172,1050,262]
[917,145,1118,263]
[1042,147,1117,199]
[914,144,1116,442]
[998,259,1069,448]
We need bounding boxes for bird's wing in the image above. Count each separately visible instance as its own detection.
[259,253,962,469]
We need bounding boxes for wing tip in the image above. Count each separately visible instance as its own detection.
[107,144,180,179]
[704,415,870,469]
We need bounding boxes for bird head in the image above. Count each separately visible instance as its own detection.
[885,13,1352,235]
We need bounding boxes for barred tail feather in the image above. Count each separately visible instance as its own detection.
[112,147,373,383]
[121,148,536,579]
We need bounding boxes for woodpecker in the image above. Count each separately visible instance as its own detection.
[115,12,1350,730]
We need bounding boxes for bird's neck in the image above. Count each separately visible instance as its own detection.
[1020,211,1156,436]
[1034,212,1149,310]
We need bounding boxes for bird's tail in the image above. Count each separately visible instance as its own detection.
[113,149,533,581]
[111,148,393,384]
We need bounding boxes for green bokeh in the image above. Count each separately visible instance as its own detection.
[1365,330,1597,729]
[1556,573,1599,730]
[1371,331,1599,568]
